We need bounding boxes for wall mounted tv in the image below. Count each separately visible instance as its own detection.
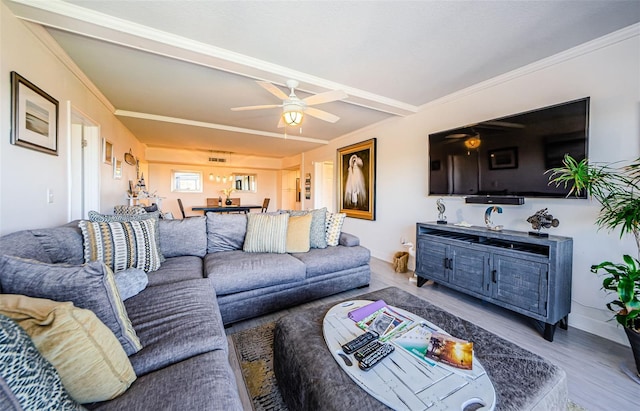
[428,97,589,200]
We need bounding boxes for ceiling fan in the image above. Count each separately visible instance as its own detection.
[231,79,348,127]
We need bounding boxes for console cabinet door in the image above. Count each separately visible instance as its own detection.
[416,236,449,282]
[491,253,548,316]
[450,245,489,296]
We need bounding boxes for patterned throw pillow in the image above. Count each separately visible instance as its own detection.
[0,295,136,403]
[286,214,313,253]
[80,219,162,272]
[325,211,346,246]
[113,205,146,215]
[243,213,289,253]
[289,208,327,249]
[88,210,164,263]
[0,255,142,356]
[0,314,83,410]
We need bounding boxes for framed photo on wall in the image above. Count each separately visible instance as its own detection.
[10,71,59,155]
[113,158,123,179]
[103,139,113,165]
[338,138,376,220]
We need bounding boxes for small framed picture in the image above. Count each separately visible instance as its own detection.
[488,147,518,170]
[113,158,123,179]
[103,139,113,165]
[10,72,59,155]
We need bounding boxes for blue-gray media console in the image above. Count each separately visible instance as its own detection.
[416,222,573,341]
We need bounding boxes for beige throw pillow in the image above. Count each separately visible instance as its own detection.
[0,294,137,404]
[286,214,313,253]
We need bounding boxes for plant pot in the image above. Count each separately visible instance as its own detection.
[225,198,232,206]
[624,327,640,376]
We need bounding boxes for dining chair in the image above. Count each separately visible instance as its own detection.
[206,198,218,206]
[261,198,270,213]
[177,198,187,219]
[229,198,241,206]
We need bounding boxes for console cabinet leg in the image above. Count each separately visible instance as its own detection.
[417,276,428,287]
[559,315,569,330]
[543,323,556,342]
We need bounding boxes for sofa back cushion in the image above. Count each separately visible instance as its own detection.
[0,314,82,410]
[159,216,207,257]
[0,295,136,404]
[206,213,247,253]
[0,255,142,356]
[31,224,84,265]
[244,213,289,254]
[0,231,52,264]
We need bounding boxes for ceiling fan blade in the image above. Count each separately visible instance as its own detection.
[231,104,281,111]
[257,81,289,100]
[303,89,348,106]
[277,117,285,128]
[305,107,340,123]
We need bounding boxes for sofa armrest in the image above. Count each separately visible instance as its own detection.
[339,232,360,247]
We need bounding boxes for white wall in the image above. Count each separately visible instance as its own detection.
[0,3,145,234]
[303,26,640,344]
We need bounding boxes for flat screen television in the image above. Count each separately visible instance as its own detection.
[428,97,589,199]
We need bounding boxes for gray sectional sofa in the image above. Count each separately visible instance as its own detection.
[0,210,370,409]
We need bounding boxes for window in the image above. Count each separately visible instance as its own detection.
[171,170,203,193]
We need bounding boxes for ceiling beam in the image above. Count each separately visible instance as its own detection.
[8,0,419,117]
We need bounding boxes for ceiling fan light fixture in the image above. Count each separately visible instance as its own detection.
[283,110,303,126]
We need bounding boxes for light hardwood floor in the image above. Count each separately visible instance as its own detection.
[226,258,638,410]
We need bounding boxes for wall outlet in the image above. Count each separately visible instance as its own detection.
[47,189,54,204]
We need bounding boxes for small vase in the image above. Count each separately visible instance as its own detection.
[225,198,232,206]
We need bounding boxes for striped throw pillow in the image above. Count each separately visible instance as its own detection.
[80,219,162,272]
[243,213,289,253]
[325,212,346,246]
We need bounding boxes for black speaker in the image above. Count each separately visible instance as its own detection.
[464,196,525,205]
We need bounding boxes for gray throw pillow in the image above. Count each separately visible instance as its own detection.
[114,268,149,300]
[0,255,142,356]
[159,217,207,257]
[289,208,327,249]
[0,315,83,411]
[206,213,248,253]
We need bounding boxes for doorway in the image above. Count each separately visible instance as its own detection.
[313,161,334,212]
[69,104,100,220]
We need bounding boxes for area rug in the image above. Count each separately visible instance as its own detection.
[230,309,585,411]
[231,322,288,411]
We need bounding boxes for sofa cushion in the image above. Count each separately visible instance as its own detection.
[114,268,149,300]
[0,295,136,404]
[0,230,52,264]
[206,213,247,252]
[31,225,84,265]
[243,213,289,253]
[80,219,163,273]
[158,216,207,257]
[0,255,142,356]
[289,207,328,249]
[286,214,312,253]
[290,245,371,278]
[325,211,346,246]
[0,314,83,411]
[113,205,146,215]
[89,350,242,411]
[124,279,228,376]
[146,256,204,287]
[204,251,306,295]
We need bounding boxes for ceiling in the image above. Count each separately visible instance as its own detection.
[6,0,640,158]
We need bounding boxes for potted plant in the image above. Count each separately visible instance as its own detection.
[220,187,235,205]
[547,155,640,375]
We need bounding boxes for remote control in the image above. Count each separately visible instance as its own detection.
[354,340,383,361]
[342,330,379,354]
[358,343,395,371]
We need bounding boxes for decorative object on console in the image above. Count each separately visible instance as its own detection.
[338,138,376,220]
[436,198,447,224]
[220,186,235,205]
[526,208,559,237]
[484,206,503,231]
[548,154,640,379]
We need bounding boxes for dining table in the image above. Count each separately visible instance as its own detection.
[191,205,263,214]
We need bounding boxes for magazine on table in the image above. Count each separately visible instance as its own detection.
[356,305,414,341]
[393,322,475,371]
